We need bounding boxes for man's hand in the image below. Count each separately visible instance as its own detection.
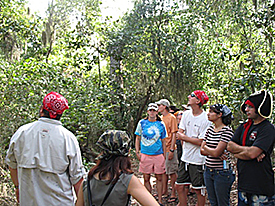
[168,151,174,160]
[176,132,188,141]
[257,153,265,162]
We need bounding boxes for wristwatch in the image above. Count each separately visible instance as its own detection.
[170,149,174,152]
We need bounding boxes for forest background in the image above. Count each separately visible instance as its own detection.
[0,0,274,205]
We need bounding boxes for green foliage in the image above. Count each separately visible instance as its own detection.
[0,0,43,60]
[105,0,275,126]
[0,0,275,164]
[0,57,117,160]
[184,0,275,123]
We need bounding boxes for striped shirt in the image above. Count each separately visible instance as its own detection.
[204,125,234,169]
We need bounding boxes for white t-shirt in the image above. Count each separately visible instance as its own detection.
[6,118,86,206]
[179,110,211,165]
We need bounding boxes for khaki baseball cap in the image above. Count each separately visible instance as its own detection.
[156,99,170,107]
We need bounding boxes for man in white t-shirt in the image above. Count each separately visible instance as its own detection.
[175,90,211,206]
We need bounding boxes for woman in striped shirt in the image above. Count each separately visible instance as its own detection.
[200,104,235,206]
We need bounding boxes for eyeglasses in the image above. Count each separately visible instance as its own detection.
[148,109,157,112]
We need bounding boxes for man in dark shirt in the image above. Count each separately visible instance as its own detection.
[228,90,275,205]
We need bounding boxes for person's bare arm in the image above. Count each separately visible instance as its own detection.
[201,141,227,157]
[227,141,263,160]
[168,132,177,160]
[162,138,166,159]
[178,128,184,134]
[200,141,208,156]
[9,166,19,187]
[75,181,84,206]
[227,141,242,154]
[234,146,263,160]
[135,135,141,161]
[9,166,19,202]
[176,131,203,146]
[74,177,83,196]
[127,175,159,206]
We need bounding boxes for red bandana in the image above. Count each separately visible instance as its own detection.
[245,100,255,108]
[241,101,255,145]
[43,92,69,118]
[193,90,209,105]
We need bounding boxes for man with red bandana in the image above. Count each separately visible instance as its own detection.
[175,90,211,206]
[6,92,85,206]
[228,90,275,205]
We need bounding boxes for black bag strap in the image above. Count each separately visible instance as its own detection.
[126,194,131,206]
[87,177,93,206]
[86,176,118,206]
[100,180,117,206]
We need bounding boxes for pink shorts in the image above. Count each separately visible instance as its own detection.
[139,153,165,174]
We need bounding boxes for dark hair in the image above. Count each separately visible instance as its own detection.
[145,114,162,121]
[88,155,133,185]
[221,115,232,126]
[42,109,62,120]
[170,105,179,113]
[209,106,232,126]
[165,106,170,112]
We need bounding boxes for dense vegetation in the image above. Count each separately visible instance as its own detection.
[0,0,274,204]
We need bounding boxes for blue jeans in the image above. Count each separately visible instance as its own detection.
[238,192,275,206]
[204,166,235,206]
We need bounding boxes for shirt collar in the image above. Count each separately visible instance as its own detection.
[38,117,62,125]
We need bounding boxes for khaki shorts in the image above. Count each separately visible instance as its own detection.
[165,151,178,175]
[139,153,166,174]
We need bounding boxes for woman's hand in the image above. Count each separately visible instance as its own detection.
[219,153,227,160]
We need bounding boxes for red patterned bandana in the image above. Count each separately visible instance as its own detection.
[245,100,255,108]
[193,90,209,105]
[241,101,255,145]
[43,92,69,118]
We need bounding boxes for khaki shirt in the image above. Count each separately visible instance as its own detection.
[6,118,85,206]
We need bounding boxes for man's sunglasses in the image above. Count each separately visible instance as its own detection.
[191,93,197,98]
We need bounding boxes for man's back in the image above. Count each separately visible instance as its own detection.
[6,118,85,205]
